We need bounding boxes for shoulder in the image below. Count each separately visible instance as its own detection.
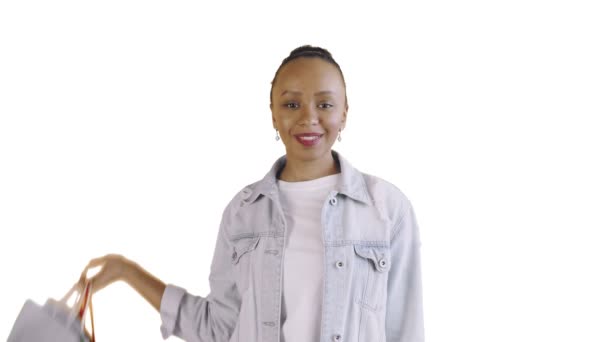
[361,172,412,210]
[358,171,415,236]
[335,150,413,215]
[222,179,263,213]
[217,177,268,231]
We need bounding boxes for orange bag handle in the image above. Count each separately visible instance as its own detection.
[78,281,96,342]
[88,292,95,342]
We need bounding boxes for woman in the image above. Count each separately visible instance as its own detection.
[78,45,425,342]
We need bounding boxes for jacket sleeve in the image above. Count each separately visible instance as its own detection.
[159,218,240,341]
[386,199,425,342]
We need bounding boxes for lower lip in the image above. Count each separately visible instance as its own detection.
[295,135,322,147]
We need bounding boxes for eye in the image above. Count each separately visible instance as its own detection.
[284,102,299,109]
[319,103,333,109]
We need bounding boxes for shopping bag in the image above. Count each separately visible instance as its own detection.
[7,280,96,342]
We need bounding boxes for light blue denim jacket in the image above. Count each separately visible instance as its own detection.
[159,150,424,342]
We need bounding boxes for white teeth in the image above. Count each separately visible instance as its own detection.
[299,136,319,141]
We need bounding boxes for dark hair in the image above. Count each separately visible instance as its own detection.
[270,45,348,107]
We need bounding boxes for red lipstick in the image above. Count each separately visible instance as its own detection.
[294,133,323,147]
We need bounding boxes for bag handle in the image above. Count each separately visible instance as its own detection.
[60,280,96,342]
[79,281,96,342]
[59,282,80,307]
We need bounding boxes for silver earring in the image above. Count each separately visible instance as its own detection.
[338,129,342,142]
[275,129,280,141]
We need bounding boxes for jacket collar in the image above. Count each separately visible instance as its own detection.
[245,150,372,206]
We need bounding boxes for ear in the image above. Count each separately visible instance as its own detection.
[341,104,348,129]
[271,104,276,129]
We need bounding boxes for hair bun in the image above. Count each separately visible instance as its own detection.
[289,45,334,59]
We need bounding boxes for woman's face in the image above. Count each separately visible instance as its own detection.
[270,57,348,163]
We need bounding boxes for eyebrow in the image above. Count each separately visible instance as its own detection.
[280,90,335,96]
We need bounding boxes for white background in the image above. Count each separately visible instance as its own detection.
[1,1,607,341]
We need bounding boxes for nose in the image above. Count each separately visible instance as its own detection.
[298,103,319,126]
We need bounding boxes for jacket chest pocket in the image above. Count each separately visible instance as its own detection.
[231,236,261,293]
[353,244,391,312]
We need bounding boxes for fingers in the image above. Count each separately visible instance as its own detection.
[78,254,127,295]
[81,254,119,277]
[83,254,118,274]
[85,256,106,269]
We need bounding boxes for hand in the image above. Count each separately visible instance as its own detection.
[75,253,165,312]
[78,254,134,295]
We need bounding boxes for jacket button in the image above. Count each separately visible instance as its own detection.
[329,197,337,206]
[333,334,342,341]
[335,261,344,268]
[379,259,387,268]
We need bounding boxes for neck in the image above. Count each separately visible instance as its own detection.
[279,151,339,182]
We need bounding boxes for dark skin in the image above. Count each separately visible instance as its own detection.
[271,57,348,181]
[75,55,349,314]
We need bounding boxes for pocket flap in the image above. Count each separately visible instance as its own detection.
[353,244,391,272]
[231,236,261,265]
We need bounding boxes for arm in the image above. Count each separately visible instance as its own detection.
[386,199,425,342]
[158,223,240,341]
[123,261,166,312]
[79,221,240,341]
[78,254,166,313]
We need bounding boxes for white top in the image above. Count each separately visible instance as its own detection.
[277,173,340,342]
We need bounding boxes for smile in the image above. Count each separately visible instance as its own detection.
[295,135,323,147]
